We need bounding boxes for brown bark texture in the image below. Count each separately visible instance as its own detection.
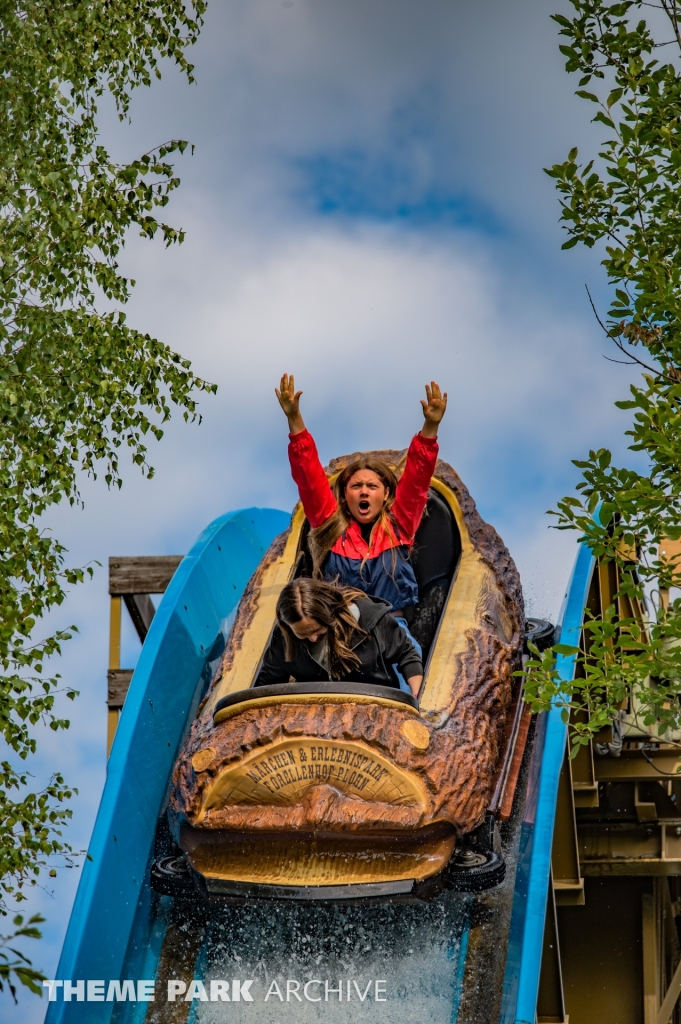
[170,452,524,838]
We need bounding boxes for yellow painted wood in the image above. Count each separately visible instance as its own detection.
[206,505,306,712]
[107,596,123,756]
[183,828,456,887]
[109,596,122,670]
[401,719,430,750]
[419,477,508,713]
[191,747,217,772]
[196,736,428,821]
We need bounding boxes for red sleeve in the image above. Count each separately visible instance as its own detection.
[392,433,438,541]
[288,430,337,528]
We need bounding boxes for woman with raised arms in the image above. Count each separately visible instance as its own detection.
[276,373,447,686]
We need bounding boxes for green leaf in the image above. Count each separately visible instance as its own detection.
[0,0,212,939]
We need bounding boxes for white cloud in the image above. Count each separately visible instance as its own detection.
[3,4,649,1019]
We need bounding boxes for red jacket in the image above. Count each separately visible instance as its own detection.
[288,430,438,609]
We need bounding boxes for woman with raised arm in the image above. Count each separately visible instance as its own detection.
[275,373,447,672]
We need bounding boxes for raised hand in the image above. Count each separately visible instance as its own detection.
[420,381,448,438]
[275,373,306,434]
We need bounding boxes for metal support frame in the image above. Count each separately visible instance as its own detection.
[537,868,569,1023]
[643,888,660,1024]
[642,879,681,1024]
[553,747,584,906]
[541,544,681,1024]
[580,820,681,876]
[659,958,681,1024]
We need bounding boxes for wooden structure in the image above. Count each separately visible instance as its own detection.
[537,551,681,1024]
[107,555,182,753]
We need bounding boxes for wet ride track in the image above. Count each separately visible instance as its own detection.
[45,508,593,1024]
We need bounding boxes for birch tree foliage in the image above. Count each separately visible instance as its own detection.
[524,0,681,752]
[0,0,213,962]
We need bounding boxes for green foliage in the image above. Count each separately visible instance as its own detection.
[535,0,681,747]
[0,0,213,922]
[0,914,45,1001]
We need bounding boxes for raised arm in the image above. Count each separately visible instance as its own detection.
[276,373,306,435]
[276,373,337,528]
[392,382,447,538]
[419,380,448,439]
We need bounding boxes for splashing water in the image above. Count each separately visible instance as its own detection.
[187,892,472,1024]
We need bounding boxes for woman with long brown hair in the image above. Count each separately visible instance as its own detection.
[275,373,447,649]
[255,578,424,696]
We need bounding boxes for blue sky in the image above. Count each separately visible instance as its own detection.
[4,2,645,1020]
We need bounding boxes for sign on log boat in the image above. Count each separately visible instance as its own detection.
[163,449,532,901]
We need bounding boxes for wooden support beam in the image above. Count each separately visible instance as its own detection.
[109,596,122,671]
[106,555,182,754]
[107,669,134,709]
[109,555,182,595]
[123,593,155,643]
[107,596,122,756]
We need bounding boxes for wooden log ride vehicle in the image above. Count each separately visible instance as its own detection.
[161,449,534,902]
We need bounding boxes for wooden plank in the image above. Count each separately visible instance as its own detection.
[109,555,182,595]
[109,596,122,670]
[107,669,134,709]
[123,593,156,643]
[108,595,123,757]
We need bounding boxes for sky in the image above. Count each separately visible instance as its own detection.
[4,2,644,1019]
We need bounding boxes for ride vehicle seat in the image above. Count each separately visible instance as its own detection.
[408,489,461,658]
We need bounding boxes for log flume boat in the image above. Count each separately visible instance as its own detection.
[166,448,527,901]
[45,484,605,1024]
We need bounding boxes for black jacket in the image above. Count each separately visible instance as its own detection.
[255,597,423,689]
